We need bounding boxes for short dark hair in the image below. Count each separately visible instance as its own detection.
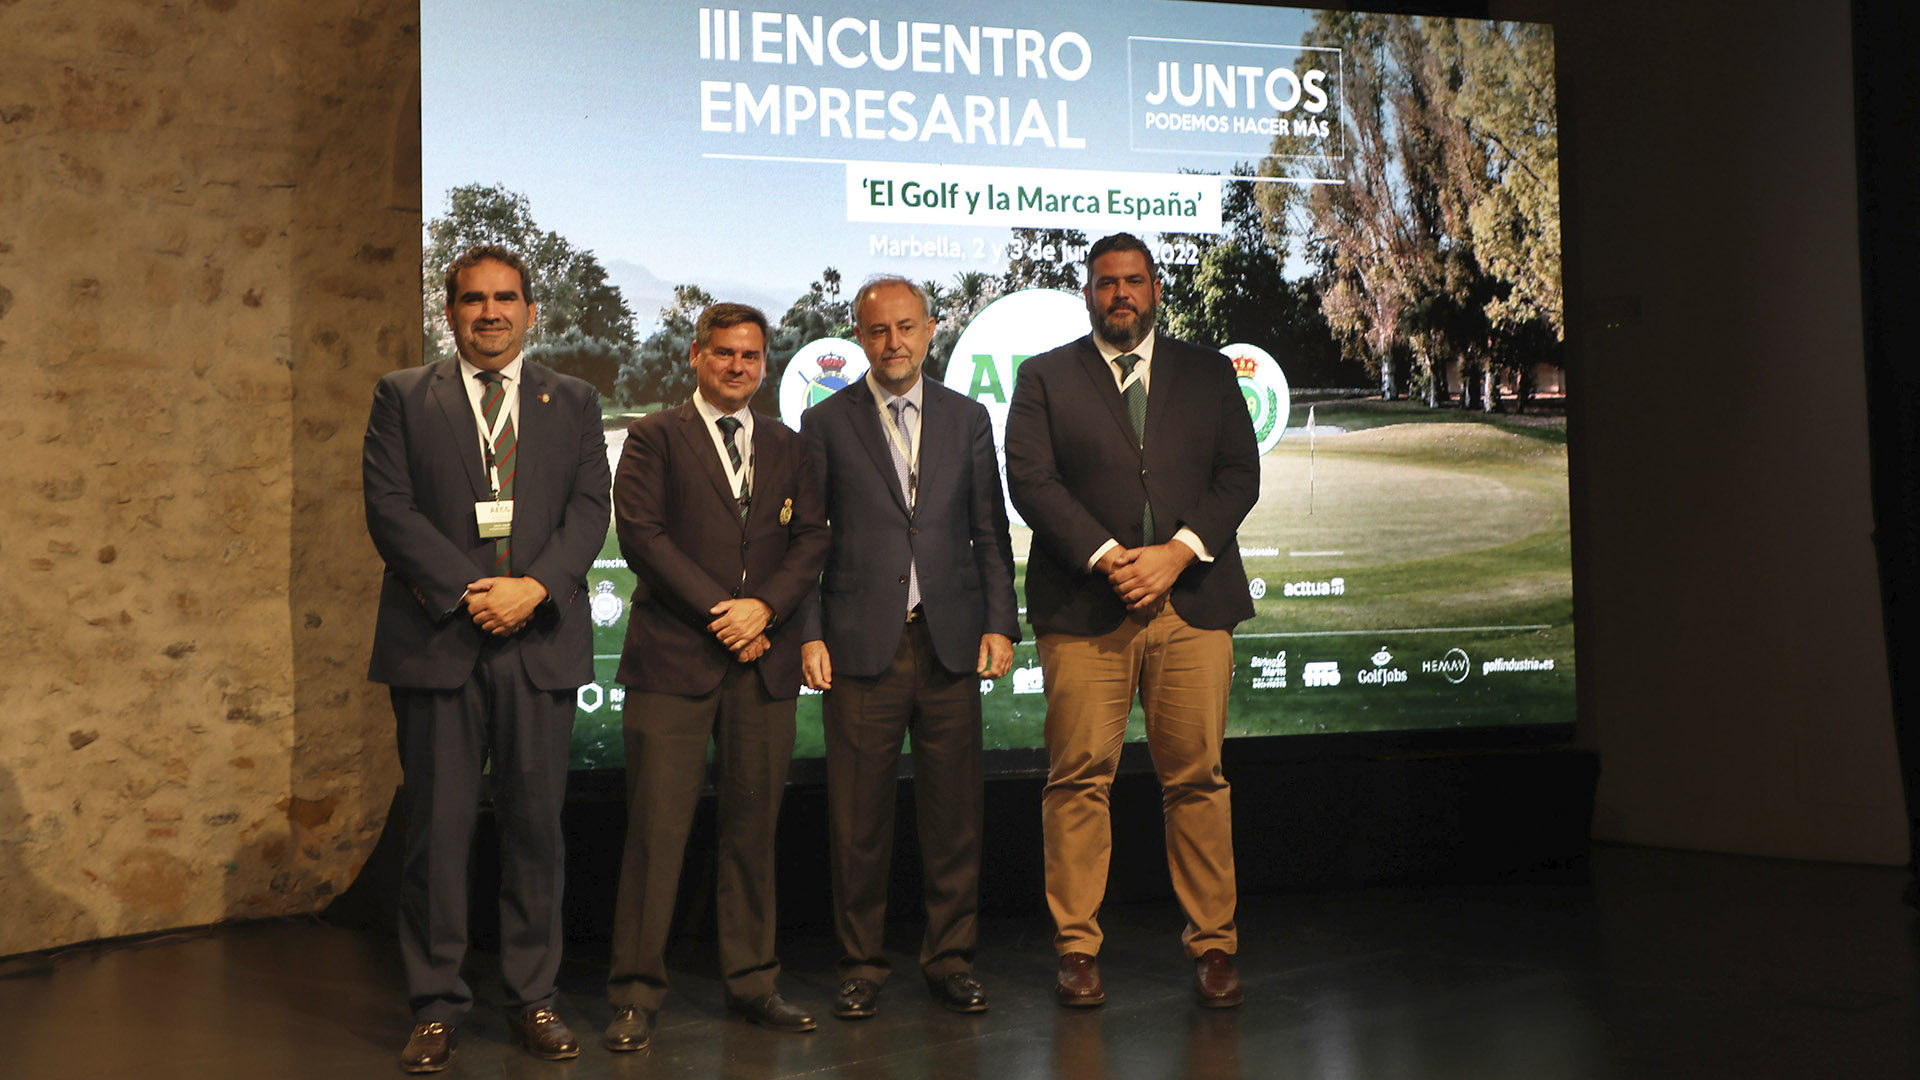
[851,275,933,325]
[443,244,536,307]
[1085,232,1158,279]
[694,302,770,350]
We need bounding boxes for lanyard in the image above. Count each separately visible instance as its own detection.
[716,418,753,503]
[877,396,920,511]
[475,381,514,498]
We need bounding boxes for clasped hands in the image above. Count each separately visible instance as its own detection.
[1095,541,1194,612]
[709,597,773,663]
[465,576,548,636]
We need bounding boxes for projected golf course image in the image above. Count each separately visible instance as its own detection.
[566,399,1572,769]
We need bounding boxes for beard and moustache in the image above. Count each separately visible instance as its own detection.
[1093,295,1157,352]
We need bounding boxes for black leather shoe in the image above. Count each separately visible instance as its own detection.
[514,1006,580,1060]
[1056,952,1105,1007]
[926,972,989,1013]
[604,1004,655,1052]
[1193,949,1244,1008]
[833,977,880,1020]
[726,990,818,1032]
[399,1021,454,1073]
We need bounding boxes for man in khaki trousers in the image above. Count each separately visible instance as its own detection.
[1004,232,1261,1009]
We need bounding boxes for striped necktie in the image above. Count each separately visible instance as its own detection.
[1114,353,1152,544]
[715,415,747,519]
[475,370,517,572]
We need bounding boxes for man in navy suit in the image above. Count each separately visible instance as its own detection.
[799,276,1019,1020]
[1005,232,1261,1010]
[363,245,610,1071]
[603,303,830,1051]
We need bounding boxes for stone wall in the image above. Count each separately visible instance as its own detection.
[0,0,419,956]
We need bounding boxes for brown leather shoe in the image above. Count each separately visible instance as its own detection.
[1055,952,1105,1007]
[398,1021,454,1073]
[514,1006,581,1060]
[1194,949,1244,1008]
[603,1004,654,1052]
[726,990,818,1033]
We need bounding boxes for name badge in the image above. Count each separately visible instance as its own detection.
[476,499,514,539]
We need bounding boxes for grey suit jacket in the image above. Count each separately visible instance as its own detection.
[801,377,1019,677]
[363,356,611,690]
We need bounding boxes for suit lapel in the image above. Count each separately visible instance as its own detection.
[846,380,910,516]
[1076,338,1138,447]
[514,363,557,509]
[428,358,490,501]
[745,409,784,528]
[912,381,952,507]
[1142,340,1177,443]
[673,402,740,513]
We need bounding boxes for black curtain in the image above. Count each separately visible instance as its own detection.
[1852,0,1920,903]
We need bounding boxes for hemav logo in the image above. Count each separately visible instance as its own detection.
[1421,648,1470,685]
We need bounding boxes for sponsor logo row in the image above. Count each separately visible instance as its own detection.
[577,644,1557,712]
[1243,647,1559,690]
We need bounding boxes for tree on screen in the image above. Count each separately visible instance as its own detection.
[423,183,637,399]
[925,270,1001,380]
[616,284,712,409]
[1262,13,1563,409]
[1000,228,1087,292]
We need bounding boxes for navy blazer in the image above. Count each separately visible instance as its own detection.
[1005,333,1260,636]
[800,377,1020,678]
[363,357,612,690]
[612,402,830,700]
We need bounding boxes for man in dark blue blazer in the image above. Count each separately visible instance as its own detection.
[364,245,610,1071]
[1005,232,1261,1011]
[603,303,830,1050]
[799,276,1019,1020]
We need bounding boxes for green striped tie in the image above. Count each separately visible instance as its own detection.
[476,370,517,572]
[1114,353,1152,544]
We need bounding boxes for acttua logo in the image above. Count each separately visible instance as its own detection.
[1421,648,1470,685]
[1302,661,1340,687]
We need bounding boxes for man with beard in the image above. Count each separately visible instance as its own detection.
[798,275,1018,1019]
[1004,232,1261,1010]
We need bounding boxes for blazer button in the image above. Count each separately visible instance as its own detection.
[898,575,908,584]
[910,527,919,536]
[1140,468,1150,479]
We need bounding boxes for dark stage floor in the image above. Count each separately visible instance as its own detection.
[2,845,1915,1079]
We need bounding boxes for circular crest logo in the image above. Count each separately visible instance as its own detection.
[1248,577,1267,600]
[779,337,868,428]
[1220,342,1290,457]
[943,288,1088,529]
[589,579,625,628]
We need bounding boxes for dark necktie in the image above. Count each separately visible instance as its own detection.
[475,370,517,572]
[1114,353,1153,544]
[715,415,747,519]
[887,399,920,612]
